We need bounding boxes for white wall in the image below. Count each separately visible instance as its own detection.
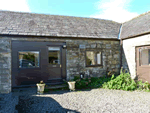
[122,34,150,79]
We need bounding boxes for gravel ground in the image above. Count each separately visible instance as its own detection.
[1,88,150,113]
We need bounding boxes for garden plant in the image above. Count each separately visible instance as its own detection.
[65,68,150,92]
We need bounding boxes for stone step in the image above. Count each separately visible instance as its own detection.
[45,81,65,85]
[46,78,64,83]
[12,83,68,92]
[45,84,68,90]
[12,81,66,90]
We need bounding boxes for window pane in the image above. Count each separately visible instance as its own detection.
[86,51,96,65]
[48,47,60,64]
[19,51,39,68]
[97,52,101,64]
[48,47,60,51]
[140,48,150,65]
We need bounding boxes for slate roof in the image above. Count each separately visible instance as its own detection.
[120,11,150,39]
[0,10,121,39]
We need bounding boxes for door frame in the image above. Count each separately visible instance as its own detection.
[47,45,62,80]
[11,40,67,87]
[135,45,150,82]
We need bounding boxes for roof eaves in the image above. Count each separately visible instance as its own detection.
[121,31,150,40]
[0,33,119,40]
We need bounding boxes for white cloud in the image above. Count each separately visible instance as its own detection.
[0,0,30,12]
[91,0,139,23]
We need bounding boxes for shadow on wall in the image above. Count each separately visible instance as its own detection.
[122,48,130,74]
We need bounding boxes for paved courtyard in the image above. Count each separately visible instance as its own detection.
[1,88,150,113]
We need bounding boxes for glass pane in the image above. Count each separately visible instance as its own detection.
[86,51,96,65]
[97,52,101,64]
[48,47,60,51]
[19,51,39,68]
[140,48,150,65]
[48,47,60,64]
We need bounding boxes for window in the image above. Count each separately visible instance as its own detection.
[48,47,60,64]
[86,51,102,66]
[140,48,150,66]
[19,51,40,68]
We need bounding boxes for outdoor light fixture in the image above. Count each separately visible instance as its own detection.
[62,45,67,49]
[80,72,84,79]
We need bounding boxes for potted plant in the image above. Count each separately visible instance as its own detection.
[36,80,45,94]
[68,81,76,91]
[66,75,76,91]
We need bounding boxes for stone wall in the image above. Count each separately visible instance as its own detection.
[122,34,150,79]
[0,36,121,93]
[0,39,11,93]
[66,39,120,80]
[121,45,129,73]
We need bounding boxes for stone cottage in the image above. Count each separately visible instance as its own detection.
[0,10,149,93]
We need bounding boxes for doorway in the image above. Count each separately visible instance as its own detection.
[12,41,66,87]
[136,45,150,82]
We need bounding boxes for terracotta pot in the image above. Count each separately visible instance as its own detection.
[68,81,76,91]
[36,83,45,94]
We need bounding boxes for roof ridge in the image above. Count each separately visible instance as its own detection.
[0,10,120,24]
[123,10,150,24]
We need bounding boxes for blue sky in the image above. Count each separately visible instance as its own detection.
[0,0,150,23]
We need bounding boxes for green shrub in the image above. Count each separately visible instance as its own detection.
[74,76,80,81]
[65,68,150,92]
[74,76,112,89]
[75,78,89,89]
[102,70,137,91]
[102,68,150,92]
[136,80,150,92]
[143,81,150,92]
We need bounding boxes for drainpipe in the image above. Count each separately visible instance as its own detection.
[118,24,123,74]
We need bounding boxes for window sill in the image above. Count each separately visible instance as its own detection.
[86,65,103,67]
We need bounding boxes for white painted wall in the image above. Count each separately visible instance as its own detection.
[122,34,150,79]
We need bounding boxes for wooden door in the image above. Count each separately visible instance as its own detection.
[47,46,62,80]
[136,46,150,83]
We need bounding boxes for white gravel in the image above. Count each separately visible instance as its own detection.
[12,89,150,113]
[1,88,150,113]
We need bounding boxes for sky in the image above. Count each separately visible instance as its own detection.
[0,0,149,23]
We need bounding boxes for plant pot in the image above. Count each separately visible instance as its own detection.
[36,83,45,94]
[68,81,76,91]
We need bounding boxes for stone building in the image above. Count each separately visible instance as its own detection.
[0,10,150,93]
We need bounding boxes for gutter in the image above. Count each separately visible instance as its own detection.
[0,34,120,41]
[117,24,122,40]
[117,24,123,74]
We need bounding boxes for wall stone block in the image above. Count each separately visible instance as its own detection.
[108,55,112,59]
[106,44,111,49]
[91,44,96,48]
[116,64,120,68]
[97,44,102,48]
[114,54,119,59]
